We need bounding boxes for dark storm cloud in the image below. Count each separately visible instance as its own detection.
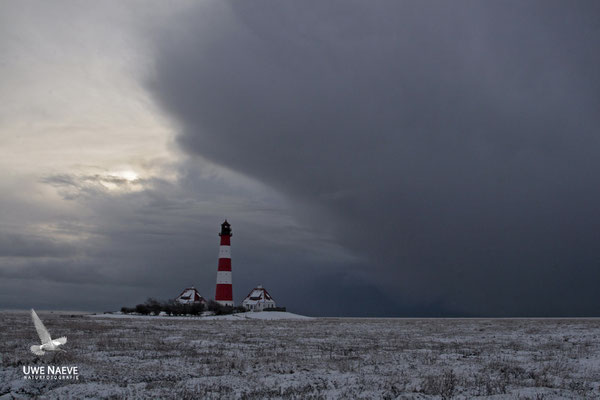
[0,232,77,258]
[150,1,600,315]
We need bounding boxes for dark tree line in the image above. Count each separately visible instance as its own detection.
[121,298,245,316]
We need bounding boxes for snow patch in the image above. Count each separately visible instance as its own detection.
[88,311,313,321]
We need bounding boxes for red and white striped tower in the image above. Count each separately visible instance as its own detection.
[215,220,233,306]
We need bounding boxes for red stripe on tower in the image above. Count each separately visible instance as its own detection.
[215,220,233,306]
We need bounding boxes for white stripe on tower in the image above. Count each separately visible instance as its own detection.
[218,246,231,259]
[216,271,232,284]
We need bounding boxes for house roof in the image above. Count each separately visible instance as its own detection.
[175,287,206,303]
[242,285,275,305]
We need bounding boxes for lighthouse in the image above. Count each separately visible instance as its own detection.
[215,220,234,306]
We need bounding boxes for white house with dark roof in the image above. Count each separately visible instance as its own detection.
[242,285,276,311]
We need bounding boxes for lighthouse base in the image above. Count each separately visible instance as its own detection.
[216,300,234,306]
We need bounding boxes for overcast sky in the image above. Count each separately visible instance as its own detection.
[1,1,599,316]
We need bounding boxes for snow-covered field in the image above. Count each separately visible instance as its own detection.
[1,311,599,399]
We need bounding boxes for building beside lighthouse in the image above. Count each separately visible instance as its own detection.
[175,287,206,305]
[215,220,234,306]
[242,285,277,311]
